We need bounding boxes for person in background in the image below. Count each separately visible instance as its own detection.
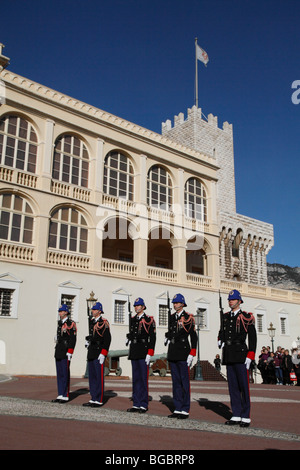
[291,348,300,386]
[214,354,221,372]
[52,304,77,403]
[258,348,270,384]
[282,349,293,385]
[274,348,283,385]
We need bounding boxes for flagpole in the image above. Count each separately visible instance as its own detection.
[195,37,198,108]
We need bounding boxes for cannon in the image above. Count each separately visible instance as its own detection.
[149,354,169,377]
[104,349,129,376]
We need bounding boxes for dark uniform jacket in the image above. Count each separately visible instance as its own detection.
[218,309,257,365]
[128,313,156,360]
[86,315,111,361]
[167,311,197,362]
[54,317,77,360]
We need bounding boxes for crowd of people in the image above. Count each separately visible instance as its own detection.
[257,345,300,385]
[214,345,300,386]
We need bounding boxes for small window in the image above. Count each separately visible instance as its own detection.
[158,304,168,327]
[114,299,126,324]
[280,316,287,335]
[256,314,264,333]
[195,301,210,330]
[0,273,22,319]
[0,288,13,316]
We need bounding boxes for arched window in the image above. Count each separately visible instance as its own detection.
[0,115,38,173]
[52,135,89,187]
[103,151,134,200]
[184,178,207,222]
[48,207,88,253]
[0,193,34,244]
[147,165,172,208]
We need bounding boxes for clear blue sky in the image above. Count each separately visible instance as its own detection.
[1,0,299,267]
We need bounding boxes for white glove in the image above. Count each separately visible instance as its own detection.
[145,354,151,366]
[66,352,72,361]
[218,340,224,349]
[187,355,194,368]
[98,354,105,364]
[245,357,252,370]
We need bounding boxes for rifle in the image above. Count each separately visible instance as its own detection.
[164,291,172,346]
[126,295,132,346]
[218,290,224,347]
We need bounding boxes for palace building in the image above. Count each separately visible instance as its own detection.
[0,46,299,378]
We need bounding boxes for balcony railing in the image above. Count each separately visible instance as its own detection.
[47,249,90,270]
[0,242,299,303]
[0,241,34,262]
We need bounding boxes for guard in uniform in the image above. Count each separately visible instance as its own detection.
[166,294,197,419]
[52,304,77,403]
[83,302,111,408]
[127,297,156,413]
[218,289,257,427]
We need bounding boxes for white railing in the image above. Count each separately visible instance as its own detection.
[101,258,137,276]
[186,273,212,288]
[0,241,34,261]
[47,249,90,269]
[147,266,177,283]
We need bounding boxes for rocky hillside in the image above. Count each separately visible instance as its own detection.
[267,263,300,291]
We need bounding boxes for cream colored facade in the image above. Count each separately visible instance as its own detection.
[0,61,299,378]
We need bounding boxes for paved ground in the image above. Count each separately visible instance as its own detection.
[0,374,299,451]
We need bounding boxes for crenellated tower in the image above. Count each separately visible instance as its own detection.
[162,105,274,286]
[162,105,236,214]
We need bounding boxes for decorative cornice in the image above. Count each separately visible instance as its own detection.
[1,70,218,170]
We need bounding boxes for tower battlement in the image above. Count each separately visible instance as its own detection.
[162,105,233,136]
[162,105,236,214]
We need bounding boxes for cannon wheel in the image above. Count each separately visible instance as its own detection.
[115,367,122,376]
[104,366,110,376]
[159,368,167,377]
[149,367,153,376]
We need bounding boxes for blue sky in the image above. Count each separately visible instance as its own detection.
[1,0,299,267]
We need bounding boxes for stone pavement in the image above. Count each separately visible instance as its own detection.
[0,374,299,451]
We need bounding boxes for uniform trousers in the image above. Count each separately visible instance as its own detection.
[227,363,251,419]
[55,358,70,398]
[170,360,190,413]
[131,359,149,409]
[88,359,105,403]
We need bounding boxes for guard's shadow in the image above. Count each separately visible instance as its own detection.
[68,388,117,405]
[196,398,232,420]
[159,395,175,413]
[69,388,89,402]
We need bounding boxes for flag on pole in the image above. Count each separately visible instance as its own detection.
[196,44,209,66]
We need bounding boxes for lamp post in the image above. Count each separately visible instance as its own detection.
[267,322,276,353]
[86,291,97,316]
[194,308,205,381]
[84,291,97,378]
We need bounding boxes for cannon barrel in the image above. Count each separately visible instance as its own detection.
[150,353,167,362]
[107,349,129,358]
